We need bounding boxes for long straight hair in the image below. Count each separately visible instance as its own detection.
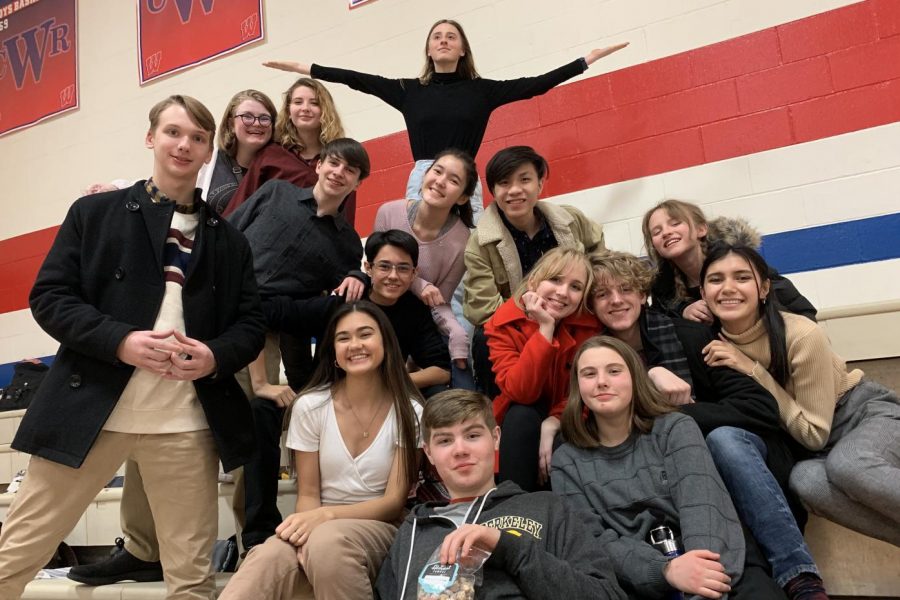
[419,19,480,84]
[700,243,790,387]
[561,336,674,449]
[295,301,422,489]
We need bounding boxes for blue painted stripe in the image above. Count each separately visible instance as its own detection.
[1,213,897,387]
[760,213,900,275]
[0,356,55,389]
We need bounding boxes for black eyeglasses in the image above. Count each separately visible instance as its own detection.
[234,113,273,127]
[373,261,414,276]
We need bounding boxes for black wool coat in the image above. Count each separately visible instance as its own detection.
[15,182,266,471]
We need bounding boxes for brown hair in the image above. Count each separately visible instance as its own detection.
[419,19,480,84]
[561,336,675,449]
[148,95,215,149]
[217,89,277,158]
[641,199,709,302]
[276,78,345,154]
[295,301,422,489]
[588,250,654,296]
[513,247,593,315]
[422,389,497,443]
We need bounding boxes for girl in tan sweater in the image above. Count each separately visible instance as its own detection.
[699,243,900,548]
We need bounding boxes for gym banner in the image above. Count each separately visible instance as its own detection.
[0,0,78,138]
[137,0,263,84]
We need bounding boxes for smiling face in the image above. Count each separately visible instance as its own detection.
[421,155,470,211]
[366,245,416,306]
[701,252,770,332]
[530,262,588,322]
[424,416,500,499]
[146,105,213,185]
[333,311,385,377]
[492,162,543,222]
[427,22,465,68]
[591,275,647,340]
[289,84,323,133]
[232,98,273,152]
[647,208,708,262]
[315,153,362,200]
[577,346,634,424]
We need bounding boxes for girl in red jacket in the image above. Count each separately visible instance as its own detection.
[484,247,598,491]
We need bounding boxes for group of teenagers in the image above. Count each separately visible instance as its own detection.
[0,16,898,600]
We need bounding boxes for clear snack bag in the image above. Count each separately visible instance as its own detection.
[417,545,491,600]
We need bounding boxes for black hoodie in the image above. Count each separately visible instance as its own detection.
[375,481,627,600]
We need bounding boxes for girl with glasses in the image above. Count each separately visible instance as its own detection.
[197,89,277,214]
[221,78,356,225]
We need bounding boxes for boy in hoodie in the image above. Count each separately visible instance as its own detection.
[374,389,626,600]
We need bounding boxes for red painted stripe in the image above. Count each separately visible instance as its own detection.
[0,227,59,314]
[4,0,900,315]
[352,0,899,234]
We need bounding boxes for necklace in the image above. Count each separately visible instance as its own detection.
[344,390,386,438]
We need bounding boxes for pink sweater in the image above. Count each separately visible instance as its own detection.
[374,199,471,359]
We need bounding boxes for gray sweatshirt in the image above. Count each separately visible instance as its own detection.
[551,412,745,599]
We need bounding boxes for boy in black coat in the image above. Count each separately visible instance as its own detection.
[0,95,265,600]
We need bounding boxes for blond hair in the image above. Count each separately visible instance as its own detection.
[588,250,654,296]
[276,78,345,153]
[513,247,593,315]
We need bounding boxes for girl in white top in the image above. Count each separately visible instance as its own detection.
[220,301,423,600]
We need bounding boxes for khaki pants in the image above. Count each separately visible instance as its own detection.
[218,519,397,600]
[0,430,219,600]
[122,334,283,561]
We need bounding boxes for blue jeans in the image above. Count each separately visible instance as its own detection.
[705,426,819,587]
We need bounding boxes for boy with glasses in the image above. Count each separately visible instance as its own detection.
[264,229,451,396]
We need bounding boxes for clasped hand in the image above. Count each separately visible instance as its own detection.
[117,330,216,380]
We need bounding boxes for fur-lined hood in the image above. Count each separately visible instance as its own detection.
[706,216,762,249]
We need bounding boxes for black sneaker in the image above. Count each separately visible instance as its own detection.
[67,537,163,585]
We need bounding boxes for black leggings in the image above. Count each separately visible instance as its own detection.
[498,401,550,492]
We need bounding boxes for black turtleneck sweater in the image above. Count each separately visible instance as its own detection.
[311,59,587,160]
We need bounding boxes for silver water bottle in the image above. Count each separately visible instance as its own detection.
[649,525,684,600]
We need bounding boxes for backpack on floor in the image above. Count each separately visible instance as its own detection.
[0,360,49,412]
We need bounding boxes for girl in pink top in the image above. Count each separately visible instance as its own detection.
[373,150,476,375]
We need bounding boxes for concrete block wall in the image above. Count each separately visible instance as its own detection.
[2,0,899,378]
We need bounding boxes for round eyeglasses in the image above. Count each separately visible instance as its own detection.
[234,113,273,127]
